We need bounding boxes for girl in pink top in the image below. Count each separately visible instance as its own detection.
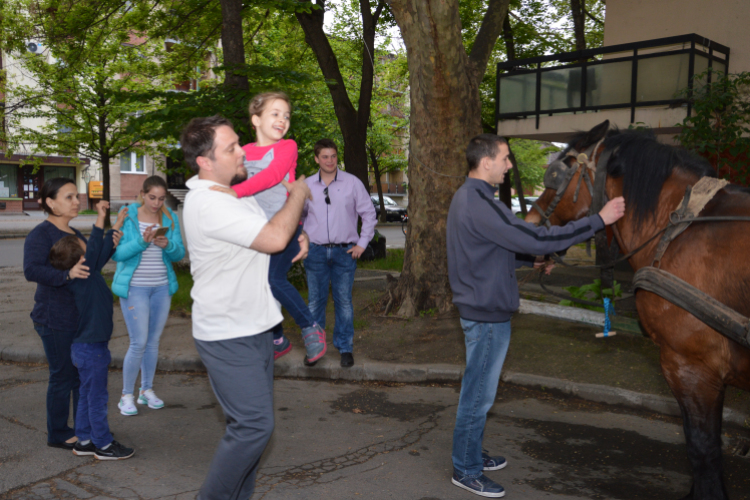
[211,92,327,365]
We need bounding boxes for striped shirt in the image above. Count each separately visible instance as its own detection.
[130,221,169,288]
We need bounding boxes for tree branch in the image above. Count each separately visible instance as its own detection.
[468,0,511,85]
[583,7,604,26]
[295,0,356,122]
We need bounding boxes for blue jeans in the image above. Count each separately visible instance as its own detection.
[304,244,357,353]
[269,225,314,336]
[71,342,113,449]
[452,319,512,477]
[33,322,79,444]
[120,285,171,395]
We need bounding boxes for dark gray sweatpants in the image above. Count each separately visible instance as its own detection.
[194,330,274,500]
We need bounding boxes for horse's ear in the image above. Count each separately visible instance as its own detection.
[586,120,610,145]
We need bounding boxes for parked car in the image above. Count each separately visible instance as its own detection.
[511,196,539,215]
[371,195,407,222]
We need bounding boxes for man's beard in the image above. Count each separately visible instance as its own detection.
[230,168,248,186]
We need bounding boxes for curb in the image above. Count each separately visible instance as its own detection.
[3,345,748,427]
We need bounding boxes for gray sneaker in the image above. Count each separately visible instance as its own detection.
[301,323,326,364]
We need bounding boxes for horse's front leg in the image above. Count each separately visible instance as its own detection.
[661,347,728,500]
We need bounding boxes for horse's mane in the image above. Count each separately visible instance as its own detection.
[562,128,716,226]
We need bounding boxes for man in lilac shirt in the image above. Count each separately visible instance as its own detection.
[302,139,377,368]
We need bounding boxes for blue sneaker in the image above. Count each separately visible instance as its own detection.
[451,471,505,498]
[482,450,507,471]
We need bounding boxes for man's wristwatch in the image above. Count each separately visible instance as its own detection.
[65,272,72,281]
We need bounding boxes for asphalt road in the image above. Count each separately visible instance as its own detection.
[0,239,24,269]
[4,362,748,500]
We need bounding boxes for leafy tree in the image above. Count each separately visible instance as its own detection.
[509,138,559,192]
[295,0,396,191]
[1,0,169,217]
[677,69,750,185]
[383,0,511,316]
[366,50,409,222]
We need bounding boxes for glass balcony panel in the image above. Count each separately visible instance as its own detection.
[714,60,726,76]
[588,62,632,107]
[693,54,709,88]
[636,53,690,102]
[540,67,581,111]
[499,73,537,114]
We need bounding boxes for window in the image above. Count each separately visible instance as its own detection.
[120,151,145,173]
[43,166,75,182]
[0,164,19,198]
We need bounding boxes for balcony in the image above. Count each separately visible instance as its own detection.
[496,34,729,142]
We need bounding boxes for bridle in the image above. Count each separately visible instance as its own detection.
[532,134,613,228]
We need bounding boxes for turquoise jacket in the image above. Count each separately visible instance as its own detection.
[111,204,185,298]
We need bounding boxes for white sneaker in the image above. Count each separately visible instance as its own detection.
[118,394,138,416]
[137,389,165,410]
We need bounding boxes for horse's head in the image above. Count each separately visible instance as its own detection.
[525,120,613,227]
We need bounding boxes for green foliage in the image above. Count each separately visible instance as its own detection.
[1,0,169,174]
[509,138,559,191]
[677,69,750,184]
[559,279,621,312]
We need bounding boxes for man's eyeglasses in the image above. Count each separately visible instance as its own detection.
[324,187,330,205]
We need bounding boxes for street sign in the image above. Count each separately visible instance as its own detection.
[89,181,103,199]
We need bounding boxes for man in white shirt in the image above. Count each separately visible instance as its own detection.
[180,115,311,500]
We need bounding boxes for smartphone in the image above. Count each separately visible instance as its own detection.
[154,227,169,238]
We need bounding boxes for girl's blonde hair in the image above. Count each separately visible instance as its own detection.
[137,175,174,230]
[248,91,291,119]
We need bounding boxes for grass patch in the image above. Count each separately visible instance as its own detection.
[358,249,404,272]
[171,264,194,314]
[78,209,98,215]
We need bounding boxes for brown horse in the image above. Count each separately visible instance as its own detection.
[525,120,750,500]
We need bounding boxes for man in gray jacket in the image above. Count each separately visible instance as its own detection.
[447,134,625,498]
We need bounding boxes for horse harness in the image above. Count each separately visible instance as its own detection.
[539,141,750,350]
[534,136,613,228]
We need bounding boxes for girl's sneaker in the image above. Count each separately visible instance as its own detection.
[118,394,138,416]
[301,323,327,365]
[273,335,292,360]
[138,389,165,410]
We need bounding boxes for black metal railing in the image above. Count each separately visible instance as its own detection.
[496,34,730,129]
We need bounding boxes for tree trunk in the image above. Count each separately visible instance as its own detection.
[570,0,587,52]
[369,149,387,223]
[295,0,385,193]
[502,15,516,62]
[98,105,112,228]
[499,14,516,208]
[387,0,509,316]
[219,0,249,92]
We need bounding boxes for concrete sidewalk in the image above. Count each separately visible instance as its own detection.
[2,264,748,428]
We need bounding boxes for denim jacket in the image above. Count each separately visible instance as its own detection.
[111,204,185,298]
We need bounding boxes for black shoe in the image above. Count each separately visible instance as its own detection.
[340,352,354,368]
[47,440,76,450]
[94,440,134,461]
[72,440,96,456]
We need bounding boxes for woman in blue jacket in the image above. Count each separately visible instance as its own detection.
[112,176,185,416]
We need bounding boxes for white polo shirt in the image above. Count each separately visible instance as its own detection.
[183,177,282,342]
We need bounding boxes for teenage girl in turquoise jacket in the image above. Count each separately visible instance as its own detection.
[111,176,185,416]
